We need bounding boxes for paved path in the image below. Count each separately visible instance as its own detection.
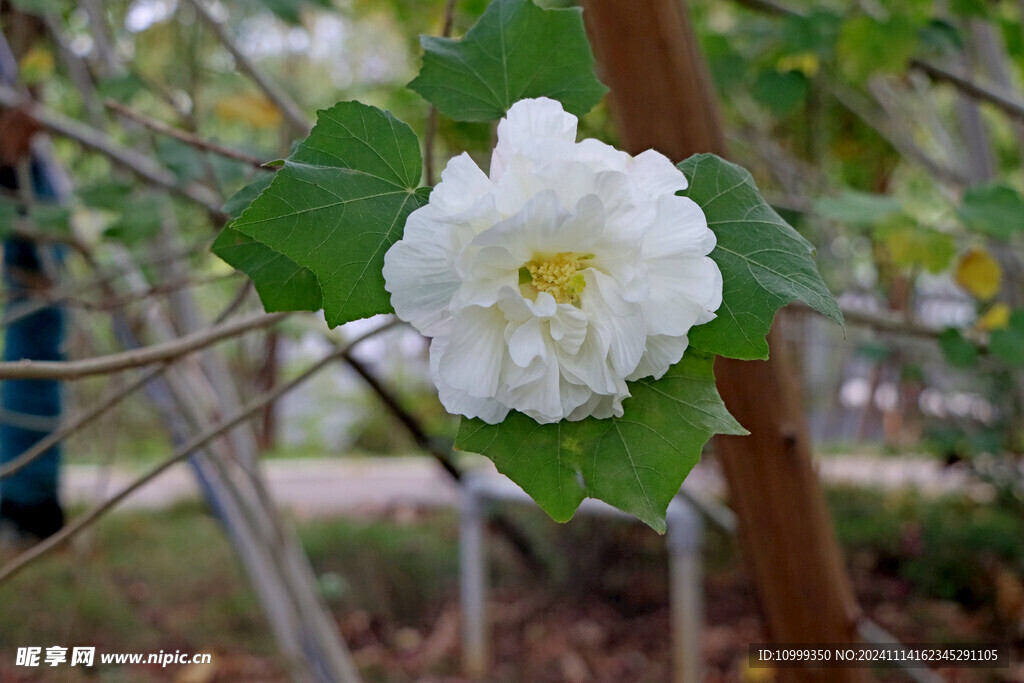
[60,455,980,517]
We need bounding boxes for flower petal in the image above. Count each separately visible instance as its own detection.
[491,98,578,179]
[643,256,722,335]
[431,153,494,215]
[430,336,509,424]
[383,213,461,337]
[642,194,716,258]
[438,306,508,398]
[630,149,688,196]
[627,334,689,381]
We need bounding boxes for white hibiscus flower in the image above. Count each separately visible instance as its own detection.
[383,97,722,425]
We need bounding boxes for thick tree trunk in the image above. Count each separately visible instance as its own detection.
[582,1,864,678]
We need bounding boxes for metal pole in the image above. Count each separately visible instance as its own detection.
[667,497,704,683]
[459,474,489,678]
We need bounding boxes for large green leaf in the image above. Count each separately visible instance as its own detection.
[227,101,428,327]
[958,182,1024,240]
[456,350,746,532]
[408,0,607,122]
[214,175,323,313]
[680,154,843,360]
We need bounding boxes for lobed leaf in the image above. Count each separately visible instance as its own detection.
[409,0,607,122]
[456,350,746,532]
[225,101,427,327]
[680,153,843,360]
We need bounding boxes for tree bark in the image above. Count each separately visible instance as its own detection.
[582,1,864,678]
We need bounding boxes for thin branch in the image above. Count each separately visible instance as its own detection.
[0,348,332,584]
[0,83,226,218]
[732,0,797,16]
[827,83,972,187]
[0,366,164,479]
[70,271,241,313]
[0,310,286,381]
[104,99,271,170]
[423,0,458,186]
[342,348,460,480]
[0,238,213,332]
[910,58,1024,126]
[186,0,311,135]
[791,302,988,351]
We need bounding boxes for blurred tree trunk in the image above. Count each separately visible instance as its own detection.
[582,2,865,679]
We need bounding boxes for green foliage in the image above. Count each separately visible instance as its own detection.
[938,328,978,368]
[874,222,956,273]
[456,350,745,532]
[213,175,323,313]
[752,69,808,116]
[814,189,902,226]
[957,182,1024,240]
[408,0,607,121]
[989,309,1024,368]
[9,0,70,14]
[679,154,843,360]
[837,14,919,84]
[224,102,429,327]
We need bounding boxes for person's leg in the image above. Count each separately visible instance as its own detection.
[0,236,66,541]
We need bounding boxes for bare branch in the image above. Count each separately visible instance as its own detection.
[104,99,271,170]
[0,83,226,218]
[0,319,399,585]
[0,366,164,479]
[0,311,286,381]
[186,0,311,135]
[791,302,988,351]
[911,58,1024,126]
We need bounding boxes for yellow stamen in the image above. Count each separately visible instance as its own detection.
[521,252,590,304]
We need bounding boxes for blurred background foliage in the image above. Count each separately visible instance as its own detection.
[1,0,1023,678]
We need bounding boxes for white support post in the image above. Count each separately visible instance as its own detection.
[460,475,488,678]
[667,497,704,683]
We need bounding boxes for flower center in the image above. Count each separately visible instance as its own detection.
[519,252,591,304]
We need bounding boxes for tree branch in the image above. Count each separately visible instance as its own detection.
[0,83,226,218]
[0,344,345,584]
[104,99,272,170]
[0,310,286,380]
[186,0,311,135]
[910,58,1024,126]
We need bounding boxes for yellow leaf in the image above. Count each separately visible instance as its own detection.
[19,46,54,85]
[214,92,283,129]
[977,303,1010,331]
[777,52,820,77]
[955,249,1002,300]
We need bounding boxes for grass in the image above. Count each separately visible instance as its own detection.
[0,487,1020,680]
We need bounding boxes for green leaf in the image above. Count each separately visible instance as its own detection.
[938,328,978,368]
[679,154,843,360]
[814,189,902,225]
[752,70,808,116]
[408,0,608,122]
[874,222,956,274]
[213,174,322,313]
[990,310,1024,368]
[103,195,163,244]
[9,0,71,14]
[455,350,746,531]
[957,182,1024,240]
[227,101,427,327]
[837,14,919,83]
[213,228,322,312]
[223,174,276,219]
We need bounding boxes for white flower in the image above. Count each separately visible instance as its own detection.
[383,97,722,425]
